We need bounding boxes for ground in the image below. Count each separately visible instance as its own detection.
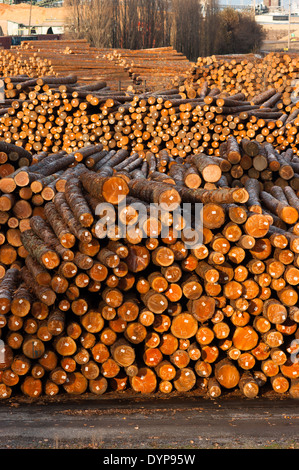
[261,22,299,52]
[0,390,299,449]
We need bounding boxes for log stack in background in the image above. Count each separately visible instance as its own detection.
[1,58,299,160]
[183,52,299,103]
[103,46,193,92]
[14,40,133,90]
[12,41,192,91]
[0,50,55,79]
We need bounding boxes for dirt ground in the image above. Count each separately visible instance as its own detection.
[261,23,299,40]
[261,22,299,52]
[0,390,299,449]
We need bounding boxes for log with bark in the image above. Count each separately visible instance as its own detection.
[1,65,299,399]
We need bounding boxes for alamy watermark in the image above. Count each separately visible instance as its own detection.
[94,198,204,249]
[291,78,299,104]
[290,339,299,364]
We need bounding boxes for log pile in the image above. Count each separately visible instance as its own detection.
[1,50,299,159]
[0,50,55,78]
[12,41,192,92]
[0,141,107,275]
[1,51,299,399]
[15,40,133,90]
[1,71,299,159]
[103,46,193,92]
[0,137,299,399]
[0,72,136,153]
[184,52,299,102]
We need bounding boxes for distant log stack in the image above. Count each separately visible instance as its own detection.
[0,60,299,159]
[103,46,192,92]
[184,52,299,106]
[11,41,192,91]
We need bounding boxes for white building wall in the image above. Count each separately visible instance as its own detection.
[7,21,18,36]
[6,21,64,36]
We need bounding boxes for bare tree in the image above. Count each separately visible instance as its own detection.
[172,0,203,61]
[65,0,113,47]
[64,0,81,38]
[66,0,171,50]
[136,0,170,49]
[116,0,140,49]
[200,0,220,56]
[215,8,265,55]
[65,0,263,58]
[85,0,114,47]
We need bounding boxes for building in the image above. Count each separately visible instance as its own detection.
[0,2,66,35]
[263,0,281,7]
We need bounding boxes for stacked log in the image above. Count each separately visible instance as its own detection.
[2,51,299,399]
[103,46,192,92]
[16,42,192,91]
[0,50,299,160]
[0,141,106,278]
[1,71,299,159]
[0,50,54,78]
[15,41,133,90]
[0,73,136,152]
[0,137,299,399]
[184,52,299,104]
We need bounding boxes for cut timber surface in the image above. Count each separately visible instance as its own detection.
[1,53,299,398]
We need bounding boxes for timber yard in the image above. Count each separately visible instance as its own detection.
[0,0,298,452]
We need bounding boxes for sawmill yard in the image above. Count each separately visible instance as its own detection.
[1,36,299,450]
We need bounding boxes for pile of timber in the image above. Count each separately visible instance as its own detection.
[16,39,95,54]
[15,41,141,90]
[0,50,54,78]
[16,42,192,91]
[1,72,299,158]
[184,52,299,107]
[0,73,137,153]
[103,47,193,92]
[1,138,299,399]
[4,45,299,100]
